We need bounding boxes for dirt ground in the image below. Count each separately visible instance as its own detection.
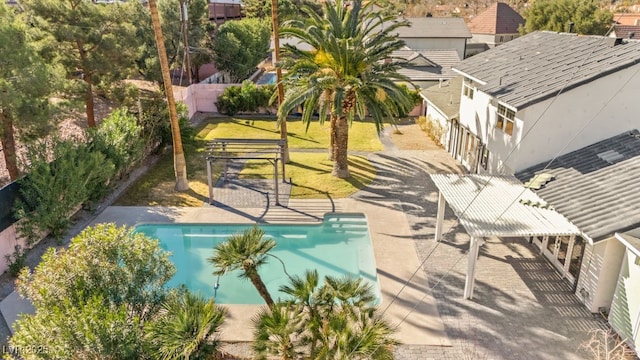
[390,123,443,151]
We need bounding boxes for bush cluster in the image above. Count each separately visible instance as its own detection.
[216,81,275,115]
[13,106,193,247]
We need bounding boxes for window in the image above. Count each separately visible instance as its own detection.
[496,103,515,135]
[463,78,474,99]
[480,146,489,170]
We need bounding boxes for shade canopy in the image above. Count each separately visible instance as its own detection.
[431,174,581,238]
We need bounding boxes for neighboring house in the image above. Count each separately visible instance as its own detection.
[466,2,524,56]
[419,76,462,148]
[610,24,640,40]
[391,49,460,89]
[515,130,640,355]
[614,13,640,26]
[208,0,242,26]
[394,17,472,59]
[449,31,640,174]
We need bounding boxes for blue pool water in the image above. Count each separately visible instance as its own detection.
[134,213,380,305]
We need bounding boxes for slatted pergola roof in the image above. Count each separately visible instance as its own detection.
[431,174,581,238]
[430,174,581,299]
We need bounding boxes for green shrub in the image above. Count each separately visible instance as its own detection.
[5,245,26,278]
[14,139,115,244]
[89,108,144,178]
[216,81,275,115]
[137,93,194,153]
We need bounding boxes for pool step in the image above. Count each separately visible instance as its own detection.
[323,213,369,232]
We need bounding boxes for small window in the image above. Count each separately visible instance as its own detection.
[463,78,474,99]
[480,146,489,170]
[496,103,515,136]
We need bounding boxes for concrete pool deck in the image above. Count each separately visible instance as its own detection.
[1,198,449,347]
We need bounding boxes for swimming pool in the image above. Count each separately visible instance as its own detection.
[134,213,381,305]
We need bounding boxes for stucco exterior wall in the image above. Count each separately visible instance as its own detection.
[458,63,640,174]
[576,238,626,313]
[510,64,640,172]
[175,83,240,118]
[0,225,29,275]
[424,100,451,147]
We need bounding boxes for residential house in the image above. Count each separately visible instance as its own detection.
[419,76,462,148]
[466,2,524,56]
[614,12,640,26]
[449,31,640,174]
[609,24,640,40]
[515,130,640,355]
[391,49,461,89]
[394,17,472,60]
[208,0,242,26]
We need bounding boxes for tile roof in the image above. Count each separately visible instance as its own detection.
[452,31,640,110]
[395,17,472,39]
[613,13,640,26]
[392,49,461,82]
[611,25,640,39]
[467,2,524,35]
[516,130,640,242]
[420,76,463,119]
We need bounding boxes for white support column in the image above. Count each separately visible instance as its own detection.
[463,236,482,299]
[435,192,446,242]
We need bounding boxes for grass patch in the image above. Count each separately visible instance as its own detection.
[241,152,376,198]
[199,117,383,151]
[116,116,380,205]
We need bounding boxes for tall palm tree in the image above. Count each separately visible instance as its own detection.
[277,0,414,178]
[208,226,277,307]
[270,0,290,163]
[149,0,190,191]
[145,291,226,359]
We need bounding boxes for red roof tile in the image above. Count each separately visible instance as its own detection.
[467,2,524,35]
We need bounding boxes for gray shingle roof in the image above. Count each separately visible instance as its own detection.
[391,49,461,81]
[453,31,640,110]
[420,76,463,119]
[395,17,472,39]
[515,130,640,242]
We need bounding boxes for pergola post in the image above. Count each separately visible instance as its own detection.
[206,158,213,205]
[435,192,446,242]
[464,236,482,299]
[274,158,280,206]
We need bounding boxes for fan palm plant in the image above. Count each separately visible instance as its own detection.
[277,0,414,178]
[145,291,226,359]
[208,226,277,307]
[253,270,399,359]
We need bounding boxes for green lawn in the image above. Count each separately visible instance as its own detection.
[241,152,376,198]
[198,117,383,151]
[114,116,381,206]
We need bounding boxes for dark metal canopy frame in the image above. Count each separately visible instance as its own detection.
[205,138,287,205]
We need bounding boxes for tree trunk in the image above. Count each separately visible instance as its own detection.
[85,78,96,127]
[149,0,190,191]
[246,267,275,308]
[271,0,290,163]
[0,111,19,180]
[332,115,350,179]
[329,114,337,161]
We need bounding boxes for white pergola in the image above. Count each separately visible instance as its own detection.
[431,174,581,299]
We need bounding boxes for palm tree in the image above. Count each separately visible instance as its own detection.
[253,270,399,359]
[148,0,190,191]
[145,291,226,359]
[277,0,415,178]
[208,226,277,307]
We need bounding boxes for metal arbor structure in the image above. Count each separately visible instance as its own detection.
[206,138,287,205]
